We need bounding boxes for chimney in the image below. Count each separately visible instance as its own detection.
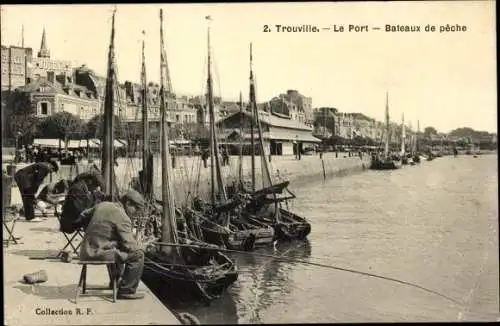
[47,71,55,83]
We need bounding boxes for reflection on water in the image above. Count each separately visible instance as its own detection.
[153,155,499,323]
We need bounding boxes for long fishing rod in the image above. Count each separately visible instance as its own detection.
[153,241,465,307]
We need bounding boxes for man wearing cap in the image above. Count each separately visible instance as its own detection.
[78,189,146,300]
[14,160,59,222]
[60,170,106,233]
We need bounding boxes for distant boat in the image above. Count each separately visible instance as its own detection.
[370,92,401,170]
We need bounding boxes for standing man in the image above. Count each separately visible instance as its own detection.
[201,149,209,168]
[14,160,59,222]
[78,190,146,300]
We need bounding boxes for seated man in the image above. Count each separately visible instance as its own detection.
[59,170,105,234]
[78,190,146,300]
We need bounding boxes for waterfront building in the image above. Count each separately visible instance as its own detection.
[216,109,321,156]
[269,89,313,124]
[13,72,99,120]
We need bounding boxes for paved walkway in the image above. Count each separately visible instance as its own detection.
[3,216,180,325]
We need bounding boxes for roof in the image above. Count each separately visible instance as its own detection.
[217,110,313,132]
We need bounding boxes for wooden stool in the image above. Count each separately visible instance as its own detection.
[76,260,119,303]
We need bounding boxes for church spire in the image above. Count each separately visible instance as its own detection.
[38,28,50,58]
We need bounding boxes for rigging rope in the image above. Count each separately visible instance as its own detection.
[152,241,468,308]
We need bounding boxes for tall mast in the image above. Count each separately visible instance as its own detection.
[141,30,151,199]
[21,25,24,48]
[250,45,280,222]
[159,9,177,251]
[384,91,390,158]
[249,43,256,192]
[238,91,244,184]
[206,17,226,204]
[102,8,117,200]
[401,113,405,155]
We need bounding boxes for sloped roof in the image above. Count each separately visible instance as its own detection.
[216,110,312,131]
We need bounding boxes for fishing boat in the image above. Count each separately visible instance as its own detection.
[234,44,311,241]
[134,10,237,303]
[370,92,401,170]
[184,19,274,251]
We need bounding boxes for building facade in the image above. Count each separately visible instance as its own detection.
[269,89,313,124]
[1,45,32,91]
[217,110,320,156]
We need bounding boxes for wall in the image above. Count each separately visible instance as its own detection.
[1,46,30,91]
[29,57,72,79]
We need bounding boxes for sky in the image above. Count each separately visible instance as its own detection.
[1,2,497,133]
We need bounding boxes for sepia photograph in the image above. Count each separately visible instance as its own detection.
[1,1,498,325]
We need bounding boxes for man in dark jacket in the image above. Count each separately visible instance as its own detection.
[78,189,146,300]
[59,170,106,234]
[14,160,59,221]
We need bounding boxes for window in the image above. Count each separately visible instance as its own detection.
[60,103,64,111]
[40,102,48,115]
[176,114,180,122]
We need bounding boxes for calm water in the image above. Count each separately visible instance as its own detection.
[160,155,499,323]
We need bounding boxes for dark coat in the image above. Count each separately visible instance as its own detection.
[59,171,106,234]
[14,163,53,193]
[79,201,139,262]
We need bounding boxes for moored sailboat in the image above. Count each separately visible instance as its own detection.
[236,43,311,241]
[184,18,274,251]
[370,92,401,170]
[140,10,237,304]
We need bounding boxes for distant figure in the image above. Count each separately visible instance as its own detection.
[222,147,230,166]
[78,190,146,300]
[201,149,209,168]
[171,151,176,169]
[14,160,59,221]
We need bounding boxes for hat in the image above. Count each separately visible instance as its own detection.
[121,189,146,208]
[47,159,59,172]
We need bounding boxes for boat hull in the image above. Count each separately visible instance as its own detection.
[200,222,274,251]
[142,248,238,304]
[369,158,401,170]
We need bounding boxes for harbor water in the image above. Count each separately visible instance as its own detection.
[157,155,498,323]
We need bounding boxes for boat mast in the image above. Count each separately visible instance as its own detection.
[250,44,280,222]
[249,43,256,192]
[102,8,117,200]
[238,91,244,185]
[384,91,390,158]
[400,113,405,156]
[159,9,177,252]
[141,30,151,200]
[206,17,226,204]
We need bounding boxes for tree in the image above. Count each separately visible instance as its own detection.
[5,90,39,145]
[37,111,84,148]
[423,126,438,138]
[85,114,125,140]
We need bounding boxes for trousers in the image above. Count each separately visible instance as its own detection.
[111,250,144,294]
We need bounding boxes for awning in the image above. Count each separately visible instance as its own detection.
[268,127,321,143]
[33,139,61,148]
[66,140,88,148]
[90,139,127,148]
